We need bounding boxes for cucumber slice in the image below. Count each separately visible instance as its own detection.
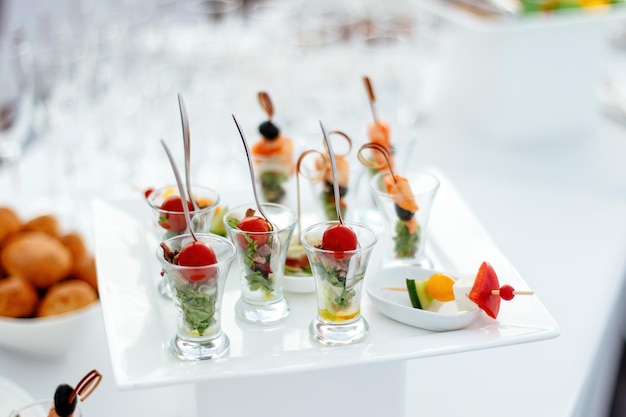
[210,206,228,237]
[406,278,433,310]
[406,278,422,309]
[416,280,434,309]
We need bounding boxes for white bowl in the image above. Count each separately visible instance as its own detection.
[283,274,315,293]
[0,302,100,358]
[366,266,479,332]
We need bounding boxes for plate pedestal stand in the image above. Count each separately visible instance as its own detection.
[195,360,406,416]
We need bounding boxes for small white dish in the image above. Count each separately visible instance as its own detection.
[0,374,45,417]
[283,274,315,293]
[366,266,480,332]
[283,241,315,293]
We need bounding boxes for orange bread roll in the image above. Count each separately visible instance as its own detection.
[0,207,21,246]
[60,231,88,263]
[22,214,60,237]
[0,276,39,318]
[37,280,98,317]
[72,255,98,293]
[1,231,73,289]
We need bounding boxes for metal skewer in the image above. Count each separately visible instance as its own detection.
[161,139,197,242]
[231,114,273,227]
[319,121,344,225]
[178,93,199,212]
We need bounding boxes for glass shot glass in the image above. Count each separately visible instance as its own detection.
[10,401,81,417]
[157,233,235,361]
[307,167,350,222]
[223,203,297,324]
[301,221,378,346]
[146,184,220,298]
[252,153,295,206]
[370,169,440,268]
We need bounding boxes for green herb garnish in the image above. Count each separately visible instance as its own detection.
[244,270,274,293]
[174,283,217,335]
[227,217,240,228]
[239,228,275,296]
[285,265,313,276]
[319,181,348,221]
[393,220,419,258]
[320,194,347,221]
[314,256,356,309]
[260,171,288,203]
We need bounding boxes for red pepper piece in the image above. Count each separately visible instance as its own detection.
[469,261,501,319]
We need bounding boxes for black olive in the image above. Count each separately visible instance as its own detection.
[258,121,280,140]
[54,384,77,417]
[322,181,348,197]
[394,204,414,221]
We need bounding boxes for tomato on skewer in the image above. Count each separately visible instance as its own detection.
[158,196,195,232]
[177,241,218,282]
[321,223,358,260]
[235,215,272,248]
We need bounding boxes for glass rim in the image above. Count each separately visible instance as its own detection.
[146,184,221,214]
[223,202,298,230]
[300,220,378,254]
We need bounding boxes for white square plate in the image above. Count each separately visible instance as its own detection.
[94,168,559,389]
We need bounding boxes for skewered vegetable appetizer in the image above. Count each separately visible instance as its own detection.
[251,91,294,204]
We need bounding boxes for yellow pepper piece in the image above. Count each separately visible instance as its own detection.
[425,273,456,302]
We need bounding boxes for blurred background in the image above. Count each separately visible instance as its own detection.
[1,0,625,204]
[0,0,624,201]
[0,0,439,201]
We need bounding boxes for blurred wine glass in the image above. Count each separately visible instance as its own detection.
[0,30,35,200]
[25,2,118,213]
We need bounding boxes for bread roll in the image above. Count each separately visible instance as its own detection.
[60,232,88,263]
[72,255,98,293]
[0,207,21,246]
[1,231,73,289]
[37,280,98,317]
[22,214,60,237]
[0,276,39,318]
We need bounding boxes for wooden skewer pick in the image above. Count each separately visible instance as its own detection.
[363,76,379,123]
[383,287,408,291]
[491,285,534,301]
[491,290,534,295]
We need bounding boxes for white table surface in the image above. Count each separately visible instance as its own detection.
[404,117,626,417]
[1,3,626,415]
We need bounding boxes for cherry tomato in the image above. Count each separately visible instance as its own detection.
[499,284,515,301]
[178,241,217,281]
[158,196,194,232]
[144,188,154,199]
[236,216,272,248]
[321,224,358,258]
